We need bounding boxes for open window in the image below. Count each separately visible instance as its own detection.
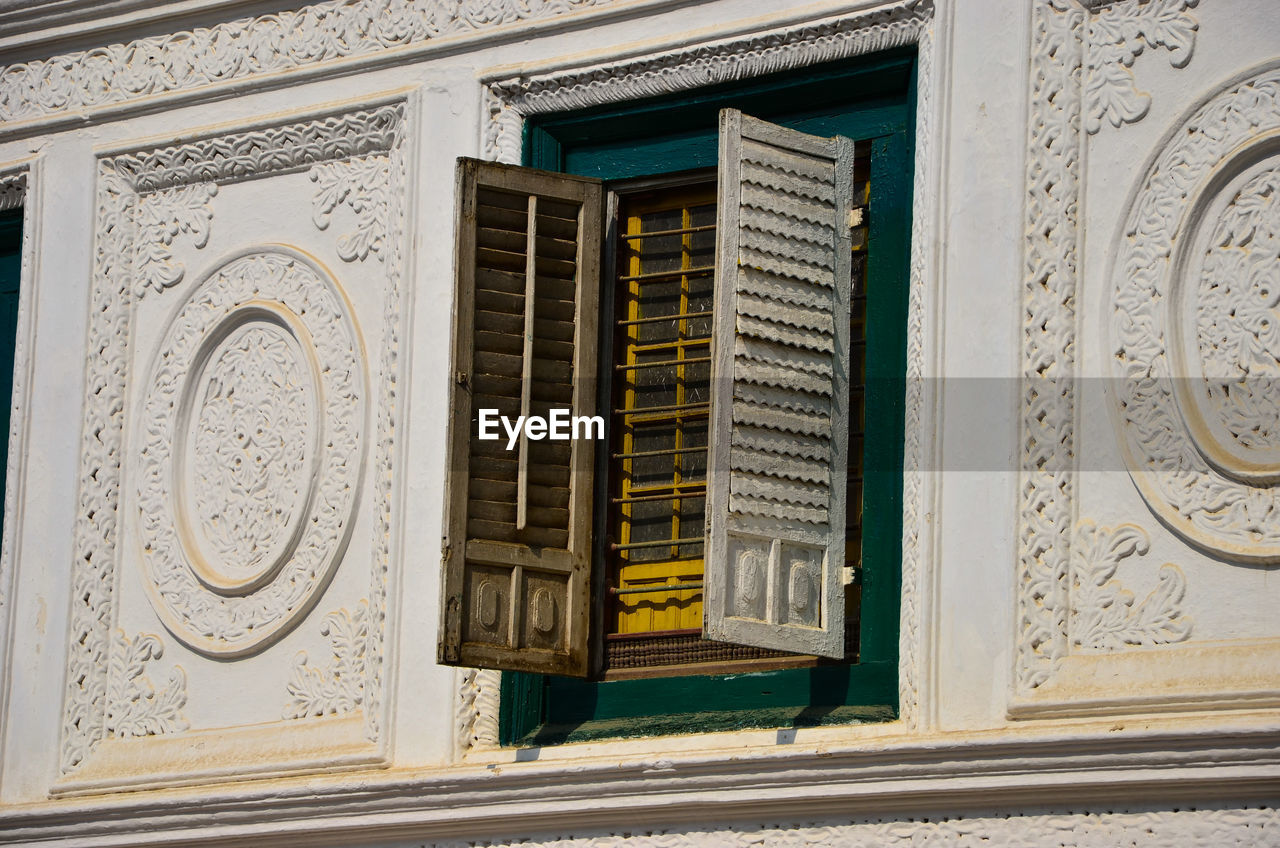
[440,110,864,675]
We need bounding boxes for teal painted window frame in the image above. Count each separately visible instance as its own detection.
[0,206,21,534]
[501,49,916,746]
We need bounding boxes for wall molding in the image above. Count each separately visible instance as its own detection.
[59,96,409,781]
[1,724,1278,845]
[0,159,38,771]
[414,805,1277,848]
[0,0,728,138]
[463,0,938,747]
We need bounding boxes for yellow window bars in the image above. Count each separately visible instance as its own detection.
[608,183,716,637]
[605,152,869,651]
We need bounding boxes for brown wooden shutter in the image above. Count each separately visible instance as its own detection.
[704,110,854,659]
[439,159,602,677]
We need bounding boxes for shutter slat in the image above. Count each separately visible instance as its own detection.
[440,158,601,677]
[736,336,834,380]
[469,478,571,509]
[469,455,566,488]
[735,382,833,416]
[466,518,569,549]
[705,110,853,659]
[738,292,835,333]
[736,266,833,310]
[736,313,835,353]
[732,424,830,461]
[740,226,837,272]
[732,400,832,439]
[731,446,830,484]
[741,184,835,227]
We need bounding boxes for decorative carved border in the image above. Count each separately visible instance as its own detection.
[0,160,37,765]
[461,0,938,748]
[0,0,622,127]
[1017,0,1085,697]
[1014,0,1205,704]
[60,99,408,775]
[413,805,1279,848]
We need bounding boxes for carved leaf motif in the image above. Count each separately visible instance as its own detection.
[1070,521,1192,652]
[284,602,368,719]
[133,182,217,295]
[309,154,391,262]
[191,323,313,574]
[1195,168,1280,450]
[136,251,364,653]
[1084,0,1198,133]
[1111,69,1280,556]
[0,0,615,123]
[105,631,189,738]
[456,668,501,753]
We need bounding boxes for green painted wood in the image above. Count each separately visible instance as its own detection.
[500,50,915,746]
[0,208,21,545]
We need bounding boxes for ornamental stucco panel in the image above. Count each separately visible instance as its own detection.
[1014,0,1280,715]
[57,99,410,792]
[0,0,1271,841]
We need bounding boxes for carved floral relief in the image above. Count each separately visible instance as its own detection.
[62,102,408,780]
[285,602,369,720]
[0,0,617,124]
[105,631,189,739]
[136,248,365,657]
[1111,68,1280,562]
[1070,522,1192,651]
[311,155,391,262]
[1016,0,1215,699]
[1084,0,1199,133]
[133,183,217,295]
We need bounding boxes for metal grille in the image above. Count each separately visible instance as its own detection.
[609,183,716,637]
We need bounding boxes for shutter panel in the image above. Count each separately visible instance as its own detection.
[704,110,854,659]
[439,159,602,677]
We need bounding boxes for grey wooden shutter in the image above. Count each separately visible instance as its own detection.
[704,110,854,659]
[439,159,602,677]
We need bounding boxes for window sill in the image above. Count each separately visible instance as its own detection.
[512,704,898,747]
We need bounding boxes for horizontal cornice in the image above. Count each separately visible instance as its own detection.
[1,722,1278,846]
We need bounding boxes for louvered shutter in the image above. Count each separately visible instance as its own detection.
[704,110,854,659]
[439,159,602,677]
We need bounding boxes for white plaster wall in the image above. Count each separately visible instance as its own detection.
[0,0,1272,844]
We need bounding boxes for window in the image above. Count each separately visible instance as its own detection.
[607,179,716,664]
[440,51,913,742]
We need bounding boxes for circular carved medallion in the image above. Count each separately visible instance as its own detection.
[1177,159,1280,483]
[1110,67,1280,562]
[138,247,365,656]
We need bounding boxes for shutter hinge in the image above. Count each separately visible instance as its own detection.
[843,565,863,586]
[848,207,865,229]
[440,594,462,663]
[455,370,469,386]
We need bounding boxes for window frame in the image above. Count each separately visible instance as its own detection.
[501,49,916,746]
